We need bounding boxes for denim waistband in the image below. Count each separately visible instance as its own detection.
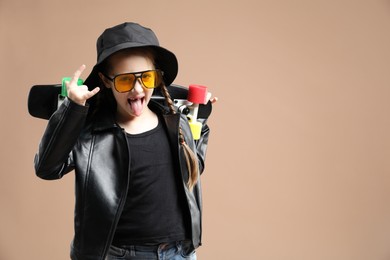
[117,241,181,252]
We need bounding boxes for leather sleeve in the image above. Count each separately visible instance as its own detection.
[34,98,89,180]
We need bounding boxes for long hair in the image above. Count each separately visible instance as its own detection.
[159,83,200,190]
[89,47,199,190]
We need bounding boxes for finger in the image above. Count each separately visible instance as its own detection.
[84,87,100,100]
[65,80,72,91]
[205,92,218,104]
[205,92,212,104]
[69,64,86,86]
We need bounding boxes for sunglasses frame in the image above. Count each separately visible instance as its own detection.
[101,69,164,93]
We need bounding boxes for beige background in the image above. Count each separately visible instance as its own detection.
[1,0,390,259]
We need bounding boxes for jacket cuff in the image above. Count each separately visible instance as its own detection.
[62,97,89,115]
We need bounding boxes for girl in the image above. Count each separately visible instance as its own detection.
[34,22,215,260]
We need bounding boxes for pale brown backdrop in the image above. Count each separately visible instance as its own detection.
[1,0,390,259]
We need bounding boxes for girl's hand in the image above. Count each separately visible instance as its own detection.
[206,92,218,104]
[65,65,100,106]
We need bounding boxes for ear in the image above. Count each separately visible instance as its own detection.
[98,72,111,89]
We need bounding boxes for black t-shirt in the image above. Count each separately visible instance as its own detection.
[112,118,189,246]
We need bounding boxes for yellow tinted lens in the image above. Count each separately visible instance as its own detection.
[141,71,157,88]
[115,74,135,92]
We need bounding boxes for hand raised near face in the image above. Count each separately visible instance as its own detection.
[65,65,100,106]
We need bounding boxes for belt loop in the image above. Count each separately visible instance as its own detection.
[176,241,182,252]
[130,245,136,256]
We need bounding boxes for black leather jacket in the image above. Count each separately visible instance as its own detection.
[34,98,210,260]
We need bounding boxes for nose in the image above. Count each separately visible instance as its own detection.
[131,78,144,93]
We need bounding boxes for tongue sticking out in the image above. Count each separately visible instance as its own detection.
[129,98,144,116]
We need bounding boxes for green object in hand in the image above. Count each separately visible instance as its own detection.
[61,77,84,97]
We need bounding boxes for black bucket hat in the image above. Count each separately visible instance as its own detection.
[84,22,178,89]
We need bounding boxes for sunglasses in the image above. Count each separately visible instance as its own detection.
[102,69,163,93]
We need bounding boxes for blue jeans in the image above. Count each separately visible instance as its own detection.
[105,241,197,260]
